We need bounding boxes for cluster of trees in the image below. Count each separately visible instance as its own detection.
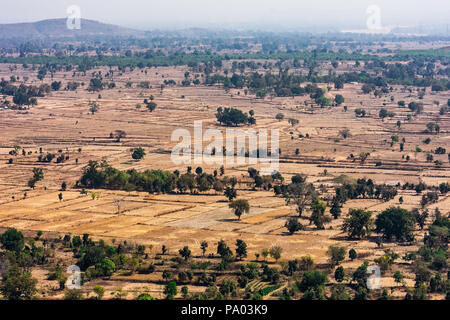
[402,181,449,196]
[334,178,398,205]
[379,108,395,119]
[207,56,449,97]
[407,101,424,114]
[79,160,177,194]
[279,174,332,230]
[0,228,51,300]
[79,161,245,207]
[216,107,255,126]
[341,204,445,247]
[0,80,49,108]
[87,77,104,91]
[2,210,448,301]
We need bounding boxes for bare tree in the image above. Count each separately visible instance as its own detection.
[113,197,124,215]
[285,178,317,218]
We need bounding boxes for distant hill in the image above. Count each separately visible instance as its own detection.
[0,18,145,40]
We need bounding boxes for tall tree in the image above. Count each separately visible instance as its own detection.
[229,199,250,220]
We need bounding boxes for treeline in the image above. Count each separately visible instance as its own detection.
[1,48,447,73]
[0,80,49,107]
[216,107,256,126]
[78,160,235,195]
[208,68,449,98]
[334,178,398,203]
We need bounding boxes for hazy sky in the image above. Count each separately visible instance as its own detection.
[0,0,449,30]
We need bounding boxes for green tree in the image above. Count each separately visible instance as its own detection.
[379,289,391,300]
[217,240,233,260]
[316,96,331,107]
[375,207,416,242]
[131,147,146,161]
[269,246,283,262]
[51,81,62,91]
[349,249,357,260]
[200,241,208,256]
[219,280,237,297]
[164,281,177,299]
[393,271,404,286]
[275,113,285,121]
[297,271,328,300]
[285,217,303,234]
[96,259,116,277]
[334,266,345,282]
[330,198,342,219]
[216,107,248,126]
[374,249,399,271]
[229,199,250,220]
[413,284,428,300]
[32,167,44,181]
[235,240,247,260]
[342,209,374,239]
[0,228,25,252]
[224,187,237,201]
[64,289,83,300]
[330,284,350,300]
[288,118,299,126]
[261,249,269,261]
[310,198,330,229]
[76,246,106,271]
[181,285,189,298]
[285,177,317,217]
[93,285,105,300]
[178,246,191,261]
[352,261,369,289]
[137,293,156,300]
[0,265,37,300]
[335,94,345,105]
[327,246,346,266]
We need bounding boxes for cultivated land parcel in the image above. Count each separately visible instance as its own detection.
[0,33,449,299]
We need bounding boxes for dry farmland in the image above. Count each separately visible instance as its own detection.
[0,59,449,299]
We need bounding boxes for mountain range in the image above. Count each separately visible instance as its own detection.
[0,18,145,40]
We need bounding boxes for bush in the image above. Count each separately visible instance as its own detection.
[327,246,346,266]
[285,217,303,234]
[64,289,83,300]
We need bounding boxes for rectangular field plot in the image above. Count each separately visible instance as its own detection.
[0,192,83,210]
[28,213,116,233]
[241,208,292,224]
[0,219,45,229]
[164,206,274,229]
[78,200,149,214]
[64,216,150,235]
[238,219,287,234]
[121,202,192,217]
[101,224,158,238]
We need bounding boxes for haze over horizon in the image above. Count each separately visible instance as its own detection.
[0,0,449,32]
